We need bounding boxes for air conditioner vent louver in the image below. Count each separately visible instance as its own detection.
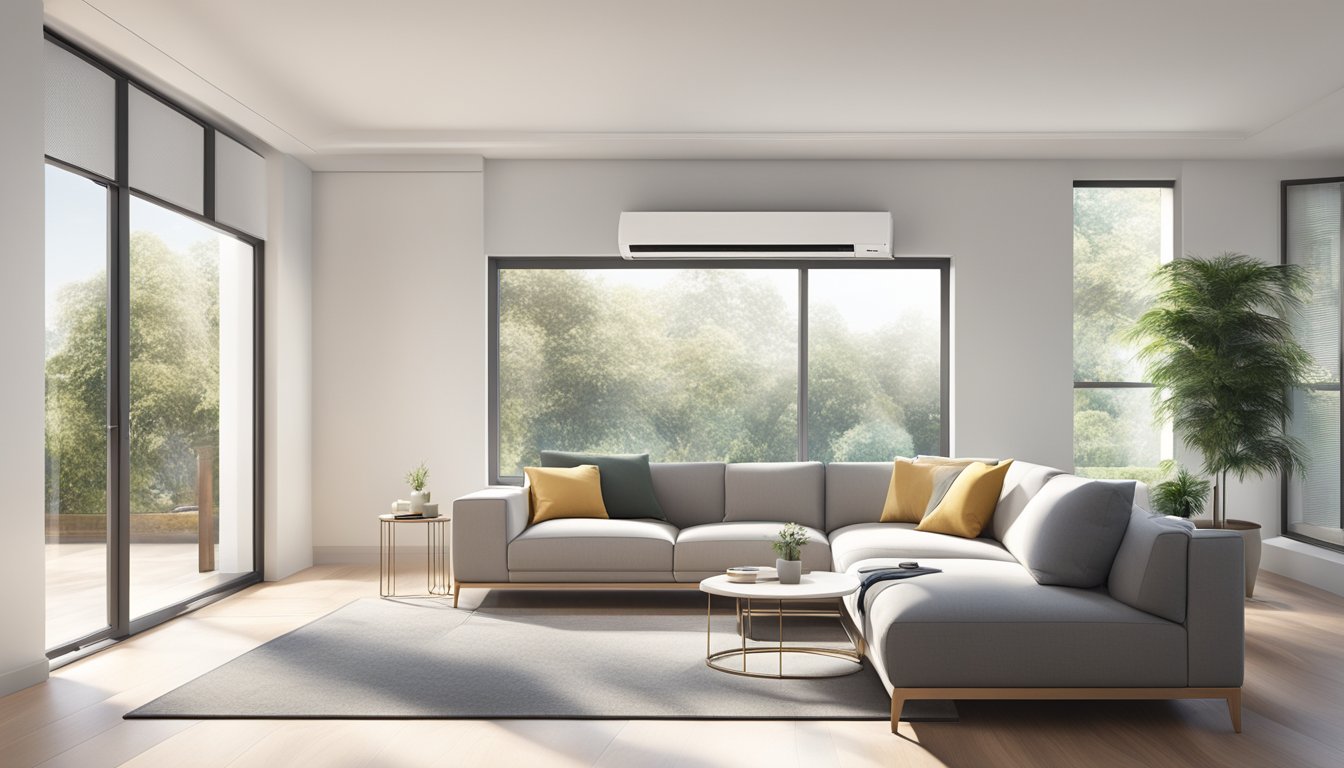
[618,212,892,260]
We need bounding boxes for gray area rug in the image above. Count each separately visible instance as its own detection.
[126,594,946,721]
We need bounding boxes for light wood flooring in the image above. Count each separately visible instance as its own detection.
[1,566,1341,767]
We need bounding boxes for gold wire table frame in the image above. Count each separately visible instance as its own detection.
[701,572,863,679]
[379,514,451,598]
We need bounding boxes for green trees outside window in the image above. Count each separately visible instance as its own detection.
[496,265,944,479]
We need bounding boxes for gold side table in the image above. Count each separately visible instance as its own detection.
[379,513,452,598]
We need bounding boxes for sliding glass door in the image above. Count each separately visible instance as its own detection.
[43,33,264,657]
[128,198,256,621]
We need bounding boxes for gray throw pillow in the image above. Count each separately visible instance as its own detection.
[1001,475,1135,588]
[539,451,667,521]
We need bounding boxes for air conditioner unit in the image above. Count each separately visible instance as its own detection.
[617,211,892,259]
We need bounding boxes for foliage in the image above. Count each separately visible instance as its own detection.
[46,231,221,515]
[1151,467,1211,519]
[771,522,810,561]
[1129,253,1314,525]
[405,461,430,492]
[497,269,941,475]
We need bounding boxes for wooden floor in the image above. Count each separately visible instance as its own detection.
[1,566,1341,768]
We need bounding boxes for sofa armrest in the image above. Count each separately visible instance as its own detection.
[452,487,528,583]
[1185,529,1245,687]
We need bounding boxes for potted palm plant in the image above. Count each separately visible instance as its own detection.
[1130,253,1313,597]
[1151,466,1211,520]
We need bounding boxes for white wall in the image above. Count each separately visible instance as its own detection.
[311,169,485,559]
[0,0,50,696]
[263,154,315,580]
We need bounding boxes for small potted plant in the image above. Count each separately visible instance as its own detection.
[772,522,810,585]
[405,461,431,516]
[1151,466,1211,520]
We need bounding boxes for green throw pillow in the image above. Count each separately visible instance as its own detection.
[538,451,667,521]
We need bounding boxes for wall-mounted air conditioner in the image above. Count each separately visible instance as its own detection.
[617,211,892,259]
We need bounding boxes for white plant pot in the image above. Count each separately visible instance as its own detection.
[776,558,802,585]
[410,490,430,514]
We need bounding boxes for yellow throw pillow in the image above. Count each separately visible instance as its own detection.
[524,465,608,525]
[916,460,1014,538]
[880,459,969,523]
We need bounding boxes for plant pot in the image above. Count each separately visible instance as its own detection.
[410,490,430,514]
[1194,518,1262,598]
[776,558,802,585]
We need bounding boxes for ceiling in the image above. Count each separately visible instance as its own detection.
[44,0,1344,161]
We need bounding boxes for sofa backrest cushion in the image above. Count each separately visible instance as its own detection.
[1001,475,1135,588]
[824,462,891,531]
[540,451,666,521]
[649,463,726,529]
[1108,509,1193,623]
[992,460,1066,542]
[723,462,825,529]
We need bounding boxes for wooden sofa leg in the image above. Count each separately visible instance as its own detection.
[452,584,461,609]
[890,691,906,733]
[1227,688,1242,733]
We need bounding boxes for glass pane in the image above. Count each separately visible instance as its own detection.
[1287,388,1341,545]
[44,165,111,648]
[497,269,798,476]
[1073,388,1165,484]
[1285,181,1342,546]
[129,196,254,620]
[44,42,116,179]
[129,86,205,213]
[1073,187,1169,382]
[807,269,942,460]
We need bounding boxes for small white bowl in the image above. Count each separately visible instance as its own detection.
[726,566,760,583]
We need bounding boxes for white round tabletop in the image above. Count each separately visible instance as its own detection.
[378,514,448,523]
[699,571,859,599]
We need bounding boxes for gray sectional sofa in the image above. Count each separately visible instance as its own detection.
[452,460,1245,732]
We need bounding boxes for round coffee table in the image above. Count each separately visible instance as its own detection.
[699,571,862,679]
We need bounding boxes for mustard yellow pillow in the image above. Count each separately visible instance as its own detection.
[916,460,1014,538]
[524,465,608,525]
[880,458,962,523]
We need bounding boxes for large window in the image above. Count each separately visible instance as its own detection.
[1284,177,1343,552]
[43,34,264,658]
[1072,182,1174,483]
[491,260,948,482]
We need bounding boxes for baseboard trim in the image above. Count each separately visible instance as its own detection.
[0,657,49,697]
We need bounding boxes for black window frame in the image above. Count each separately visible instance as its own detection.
[487,256,950,485]
[1280,176,1344,555]
[43,30,265,662]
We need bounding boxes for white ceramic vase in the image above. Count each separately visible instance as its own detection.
[776,558,802,585]
[410,490,430,514]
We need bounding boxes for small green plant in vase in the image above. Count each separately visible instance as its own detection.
[1151,466,1211,519]
[405,461,431,515]
[772,522,810,585]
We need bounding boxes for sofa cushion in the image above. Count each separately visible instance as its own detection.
[1108,508,1193,623]
[523,465,608,524]
[723,462,825,529]
[828,522,1016,572]
[540,451,666,520]
[848,558,1187,688]
[649,462,725,529]
[881,459,964,524]
[991,460,1065,542]
[824,462,890,532]
[674,521,829,580]
[1001,475,1134,588]
[508,518,677,573]
[916,460,1014,538]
